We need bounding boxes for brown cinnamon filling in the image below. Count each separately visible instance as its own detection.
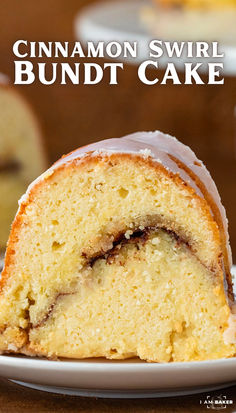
[32,292,78,329]
[0,158,21,174]
[83,229,149,267]
[31,226,202,330]
[84,227,190,268]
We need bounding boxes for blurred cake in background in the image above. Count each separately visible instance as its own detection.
[0,75,46,252]
[156,0,236,8]
[142,0,236,43]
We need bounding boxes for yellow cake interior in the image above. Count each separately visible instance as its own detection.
[0,154,235,361]
[28,229,233,362]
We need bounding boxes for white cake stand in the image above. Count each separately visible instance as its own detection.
[75,0,236,76]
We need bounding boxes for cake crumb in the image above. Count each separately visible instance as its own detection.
[152,237,160,246]
[139,148,153,158]
[125,230,133,239]
[213,286,221,296]
[154,250,163,258]
[174,322,183,333]
[7,344,18,352]
[95,183,103,191]
[144,271,151,283]
[166,346,172,354]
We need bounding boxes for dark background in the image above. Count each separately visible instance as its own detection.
[0,0,235,260]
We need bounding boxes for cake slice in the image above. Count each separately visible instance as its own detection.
[0,131,235,362]
[0,75,46,250]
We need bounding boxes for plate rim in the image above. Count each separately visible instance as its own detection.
[1,354,236,371]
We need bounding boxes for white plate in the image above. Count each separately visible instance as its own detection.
[75,0,236,75]
[0,356,236,398]
[0,266,235,398]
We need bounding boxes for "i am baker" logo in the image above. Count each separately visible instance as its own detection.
[200,395,234,410]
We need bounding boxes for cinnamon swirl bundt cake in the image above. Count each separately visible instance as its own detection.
[0,131,235,362]
[0,76,46,250]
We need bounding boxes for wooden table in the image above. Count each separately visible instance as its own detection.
[0,378,235,412]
